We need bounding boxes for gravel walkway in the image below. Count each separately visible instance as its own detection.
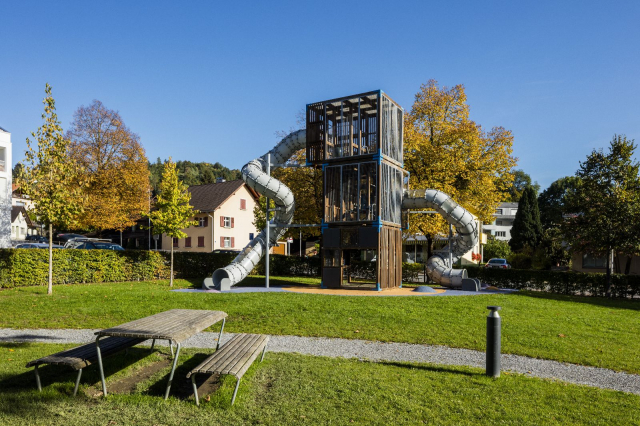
[2,328,638,396]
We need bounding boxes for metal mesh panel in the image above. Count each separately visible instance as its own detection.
[381,94,403,164]
[341,165,358,221]
[325,166,340,222]
[381,163,403,224]
[324,162,377,223]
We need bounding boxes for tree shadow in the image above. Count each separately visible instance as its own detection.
[512,290,640,311]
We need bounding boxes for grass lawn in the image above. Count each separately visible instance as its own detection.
[1,277,639,373]
[1,342,639,425]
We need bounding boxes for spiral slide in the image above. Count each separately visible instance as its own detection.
[208,130,306,290]
[402,189,479,286]
[210,129,478,289]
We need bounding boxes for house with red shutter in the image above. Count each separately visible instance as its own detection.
[161,179,260,252]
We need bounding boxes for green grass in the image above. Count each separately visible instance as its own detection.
[1,342,639,425]
[1,277,639,373]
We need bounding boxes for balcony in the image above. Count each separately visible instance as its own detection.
[0,160,5,172]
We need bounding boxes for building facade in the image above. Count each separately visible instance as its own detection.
[0,126,12,248]
[160,180,260,252]
[482,202,518,241]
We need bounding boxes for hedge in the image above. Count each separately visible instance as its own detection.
[466,266,640,299]
[3,249,637,299]
[0,249,169,288]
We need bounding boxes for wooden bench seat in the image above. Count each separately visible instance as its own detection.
[26,337,145,396]
[187,333,268,405]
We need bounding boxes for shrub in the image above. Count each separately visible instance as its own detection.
[466,265,640,298]
[483,238,512,260]
[0,249,169,288]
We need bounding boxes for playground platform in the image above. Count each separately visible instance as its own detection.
[171,286,518,297]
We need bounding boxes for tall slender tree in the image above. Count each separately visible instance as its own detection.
[145,159,197,287]
[509,186,542,252]
[19,84,85,295]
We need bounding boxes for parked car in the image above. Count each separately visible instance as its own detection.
[66,239,125,251]
[15,243,64,249]
[26,235,49,243]
[212,249,240,255]
[484,258,511,269]
[56,233,86,243]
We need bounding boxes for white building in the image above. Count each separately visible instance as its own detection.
[482,202,518,241]
[0,126,12,248]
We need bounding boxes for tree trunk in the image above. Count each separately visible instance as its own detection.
[605,248,614,297]
[48,223,53,295]
[170,243,174,287]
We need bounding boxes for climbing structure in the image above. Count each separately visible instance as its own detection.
[211,90,478,291]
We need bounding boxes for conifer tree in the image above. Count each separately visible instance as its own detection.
[509,186,541,252]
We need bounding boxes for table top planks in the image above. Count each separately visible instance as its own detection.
[95,309,227,344]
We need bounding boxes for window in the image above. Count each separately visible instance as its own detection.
[240,199,247,210]
[583,253,606,269]
[221,216,234,228]
[173,238,179,248]
[197,217,208,227]
[185,237,192,248]
[496,220,503,226]
[198,236,205,247]
[249,233,254,240]
[221,237,235,248]
[495,231,506,237]
[495,208,503,215]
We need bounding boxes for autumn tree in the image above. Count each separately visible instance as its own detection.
[19,84,85,295]
[562,135,640,295]
[66,100,150,235]
[403,80,517,257]
[146,159,198,286]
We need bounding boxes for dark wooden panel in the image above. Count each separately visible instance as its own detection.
[323,228,340,248]
[323,267,342,288]
[358,227,378,248]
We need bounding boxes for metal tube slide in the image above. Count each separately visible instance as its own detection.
[209,130,306,290]
[402,189,478,286]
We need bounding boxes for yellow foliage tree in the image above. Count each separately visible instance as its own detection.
[404,80,516,255]
[66,101,150,234]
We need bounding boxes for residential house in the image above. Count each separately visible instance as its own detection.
[11,206,36,241]
[571,252,640,275]
[161,179,260,252]
[482,202,518,241]
[0,126,12,248]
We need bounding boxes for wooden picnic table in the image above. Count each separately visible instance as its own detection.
[94,309,227,399]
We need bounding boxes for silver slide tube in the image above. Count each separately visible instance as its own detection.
[209,130,306,289]
[402,189,478,286]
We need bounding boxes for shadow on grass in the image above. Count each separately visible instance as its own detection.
[0,347,154,395]
[143,352,218,400]
[373,360,482,378]
[512,290,640,311]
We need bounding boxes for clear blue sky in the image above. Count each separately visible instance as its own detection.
[1,0,638,190]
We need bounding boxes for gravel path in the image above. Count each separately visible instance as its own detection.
[2,328,639,396]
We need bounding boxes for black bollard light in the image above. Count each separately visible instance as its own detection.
[486,306,501,377]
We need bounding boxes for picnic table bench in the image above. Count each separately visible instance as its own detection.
[95,309,227,399]
[187,333,268,405]
[26,337,145,396]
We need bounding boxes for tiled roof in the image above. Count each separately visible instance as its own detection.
[187,180,258,212]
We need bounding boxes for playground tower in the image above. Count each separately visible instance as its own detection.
[306,91,406,290]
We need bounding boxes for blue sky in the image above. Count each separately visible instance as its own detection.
[1,0,638,189]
